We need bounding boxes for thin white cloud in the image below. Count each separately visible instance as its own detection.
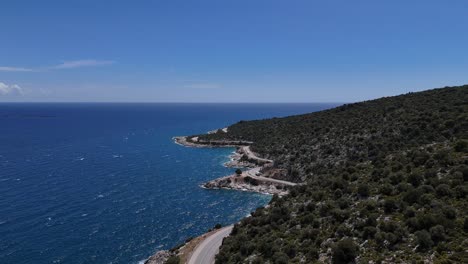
[0,60,114,72]
[0,82,24,96]
[49,60,115,70]
[183,83,222,89]
[0,66,34,72]
[39,88,52,95]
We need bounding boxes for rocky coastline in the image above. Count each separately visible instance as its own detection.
[173,136,254,148]
[173,135,295,196]
[144,132,297,263]
[144,250,171,264]
[200,173,291,196]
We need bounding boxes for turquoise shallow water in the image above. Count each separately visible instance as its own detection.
[0,103,337,264]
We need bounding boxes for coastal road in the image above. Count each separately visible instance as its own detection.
[239,147,298,187]
[241,146,273,163]
[188,225,233,264]
[244,167,297,186]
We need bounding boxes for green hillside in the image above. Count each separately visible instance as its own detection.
[201,85,468,263]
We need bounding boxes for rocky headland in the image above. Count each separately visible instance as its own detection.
[173,134,296,196]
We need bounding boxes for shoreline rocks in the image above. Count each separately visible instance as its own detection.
[144,250,171,264]
[173,136,254,148]
[201,174,289,196]
[174,134,294,196]
[142,132,295,263]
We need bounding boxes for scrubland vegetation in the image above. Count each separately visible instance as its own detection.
[199,85,467,263]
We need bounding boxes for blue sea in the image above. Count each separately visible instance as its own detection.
[0,103,336,264]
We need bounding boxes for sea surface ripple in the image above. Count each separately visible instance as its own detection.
[0,103,336,263]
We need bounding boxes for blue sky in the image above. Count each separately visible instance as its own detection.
[1,0,467,102]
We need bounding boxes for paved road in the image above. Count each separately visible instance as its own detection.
[188,226,233,264]
[244,167,297,186]
[241,146,273,163]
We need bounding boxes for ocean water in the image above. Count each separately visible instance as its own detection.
[0,103,337,264]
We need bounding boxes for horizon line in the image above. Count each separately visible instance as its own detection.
[0,101,347,104]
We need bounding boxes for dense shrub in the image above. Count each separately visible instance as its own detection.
[166,255,180,264]
[415,230,434,251]
[383,198,397,213]
[454,140,468,152]
[332,239,359,264]
[200,86,468,263]
[436,184,451,197]
[357,184,370,197]
[430,225,446,243]
[272,252,289,264]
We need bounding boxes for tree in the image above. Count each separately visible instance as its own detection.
[383,198,397,213]
[362,226,377,239]
[379,183,393,195]
[272,252,289,264]
[408,173,423,187]
[332,238,359,264]
[436,184,451,197]
[415,230,433,251]
[244,176,259,185]
[235,169,242,176]
[454,139,468,152]
[357,184,370,197]
[430,225,446,243]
